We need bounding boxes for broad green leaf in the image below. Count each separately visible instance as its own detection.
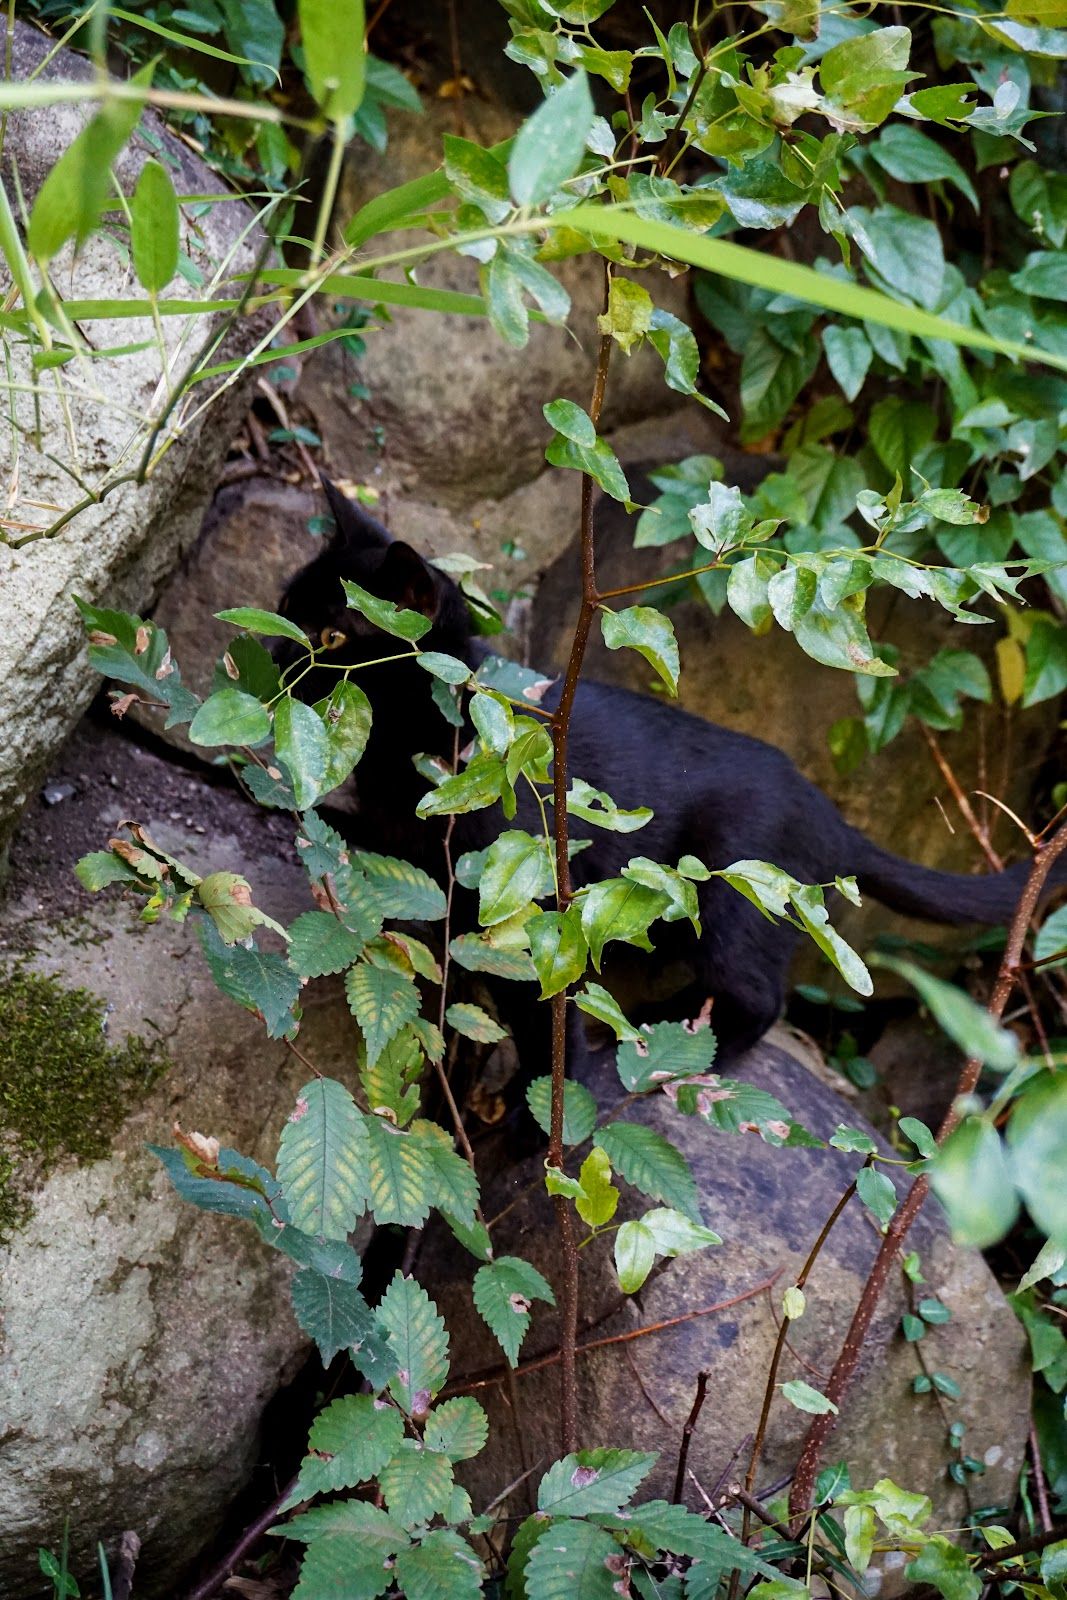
[615,1020,716,1092]
[28,62,153,260]
[575,1145,619,1227]
[856,1166,898,1228]
[378,1270,450,1411]
[416,752,506,818]
[1007,1073,1067,1243]
[444,134,511,223]
[522,1518,623,1600]
[363,1113,435,1227]
[342,578,432,641]
[299,0,366,122]
[509,70,594,205]
[379,1442,454,1526]
[615,1219,656,1292]
[394,1529,484,1600]
[274,697,329,809]
[545,430,631,502]
[279,1497,408,1552]
[905,1536,981,1600]
[874,957,1019,1070]
[349,851,446,921]
[526,1076,598,1144]
[782,1379,838,1415]
[598,274,653,353]
[290,1267,380,1366]
[537,1448,657,1516]
[600,605,679,695]
[188,689,270,748]
[449,932,537,983]
[869,123,978,208]
[480,830,554,926]
[446,1001,508,1043]
[361,1027,422,1127]
[276,1077,369,1239]
[580,877,669,969]
[130,158,179,292]
[216,607,311,645]
[641,1207,721,1256]
[527,906,588,998]
[473,1255,555,1366]
[346,963,420,1066]
[288,909,366,977]
[574,983,642,1041]
[544,398,597,447]
[282,1393,405,1508]
[567,779,652,833]
[1035,903,1067,969]
[196,870,288,943]
[594,1123,700,1221]
[315,680,373,791]
[931,1118,1020,1248]
[822,324,872,402]
[820,26,913,129]
[423,1397,489,1463]
[151,1142,283,1231]
[198,922,301,1036]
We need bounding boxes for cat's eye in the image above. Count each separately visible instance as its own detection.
[320,627,347,650]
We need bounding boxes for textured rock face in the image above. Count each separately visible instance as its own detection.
[0,23,262,854]
[420,1042,1030,1595]
[0,726,364,1597]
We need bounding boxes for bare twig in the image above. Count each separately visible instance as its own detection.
[182,1476,298,1600]
[672,1371,710,1503]
[1031,1417,1054,1535]
[788,822,1067,1524]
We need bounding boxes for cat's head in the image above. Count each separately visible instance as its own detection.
[275,476,472,702]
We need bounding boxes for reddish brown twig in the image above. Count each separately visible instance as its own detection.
[182,1475,298,1600]
[673,1371,711,1503]
[788,821,1067,1524]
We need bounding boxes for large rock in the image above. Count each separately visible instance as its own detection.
[0,22,264,854]
[421,1041,1029,1594]
[0,724,367,1597]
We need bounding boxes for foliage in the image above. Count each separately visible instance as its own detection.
[10,0,1067,1590]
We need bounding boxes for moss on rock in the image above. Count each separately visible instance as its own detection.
[0,967,165,1239]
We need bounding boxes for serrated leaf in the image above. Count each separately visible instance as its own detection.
[346,963,420,1066]
[450,932,538,982]
[282,1394,405,1509]
[394,1530,484,1600]
[378,1271,450,1411]
[409,1119,479,1227]
[151,1142,283,1231]
[198,920,301,1037]
[351,851,447,921]
[361,1025,423,1128]
[363,1115,435,1228]
[277,1078,369,1239]
[75,849,146,892]
[600,605,679,695]
[473,1256,555,1366]
[523,1517,620,1600]
[594,1123,700,1221]
[296,810,350,879]
[526,1077,598,1144]
[446,1002,508,1043]
[288,909,367,977]
[537,1448,658,1516]
[380,1443,455,1526]
[615,1021,716,1092]
[423,1397,489,1462]
[290,1268,379,1365]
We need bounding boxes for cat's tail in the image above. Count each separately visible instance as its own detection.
[848,831,1067,926]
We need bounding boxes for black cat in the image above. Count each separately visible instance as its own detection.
[277,475,1062,1079]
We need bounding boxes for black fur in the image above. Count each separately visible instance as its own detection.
[277,476,1063,1078]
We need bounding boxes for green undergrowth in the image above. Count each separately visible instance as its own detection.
[0,966,166,1242]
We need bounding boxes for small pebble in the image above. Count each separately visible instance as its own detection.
[42,781,76,806]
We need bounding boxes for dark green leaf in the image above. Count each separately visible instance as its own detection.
[509,70,594,205]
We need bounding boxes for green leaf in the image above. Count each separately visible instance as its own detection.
[349,851,446,921]
[600,606,679,695]
[615,1219,656,1292]
[537,1448,657,1515]
[449,932,537,983]
[275,697,331,810]
[615,1021,716,1092]
[75,850,143,893]
[546,431,631,502]
[198,922,301,1036]
[869,123,978,208]
[899,1117,938,1159]
[196,870,287,944]
[152,1142,283,1232]
[856,1166,898,1228]
[342,578,432,641]
[1035,904,1067,969]
[820,26,914,130]
[379,1442,454,1526]
[480,831,555,926]
[544,398,597,447]
[346,963,420,1066]
[299,0,366,121]
[580,877,669,969]
[416,752,506,818]
[782,1379,838,1415]
[905,1536,981,1600]
[526,1076,598,1144]
[282,1394,405,1509]
[641,1207,722,1257]
[523,1518,623,1600]
[130,158,179,292]
[873,957,1019,1070]
[290,1268,380,1366]
[575,1145,619,1227]
[567,779,652,834]
[276,1078,369,1239]
[598,274,653,354]
[527,907,588,998]
[424,1397,489,1463]
[378,1270,450,1411]
[446,1002,508,1043]
[216,606,311,645]
[574,983,642,1041]
[931,1118,1019,1248]
[509,70,594,205]
[288,909,367,977]
[362,1115,435,1227]
[822,325,872,402]
[473,1255,555,1366]
[1007,1073,1067,1244]
[287,1514,400,1599]
[594,1123,700,1221]
[394,1530,484,1600]
[315,680,373,791]
[28,62,153,261]
[188,688,270,748]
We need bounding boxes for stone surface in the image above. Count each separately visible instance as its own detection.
[529,481,1062,965]
[0,22,263,854]
[420,1041,1030,1595]
[0,724,368,1598]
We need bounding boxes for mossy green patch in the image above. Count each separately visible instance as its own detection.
[0,967,166,1241]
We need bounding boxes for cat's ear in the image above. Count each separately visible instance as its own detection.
[377,541,440,619]
[320,473,390,553]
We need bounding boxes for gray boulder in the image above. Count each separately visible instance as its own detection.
[0,724,364,1597]
[0,22,264,854]
[420,1039,1030,1596]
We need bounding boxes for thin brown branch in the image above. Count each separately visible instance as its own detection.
[921,727,1003,871]
[788,821,1067,1524]
[1031,1417,1054,1535]
[182,1476,298,1600]
[673,1370,710,1503]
